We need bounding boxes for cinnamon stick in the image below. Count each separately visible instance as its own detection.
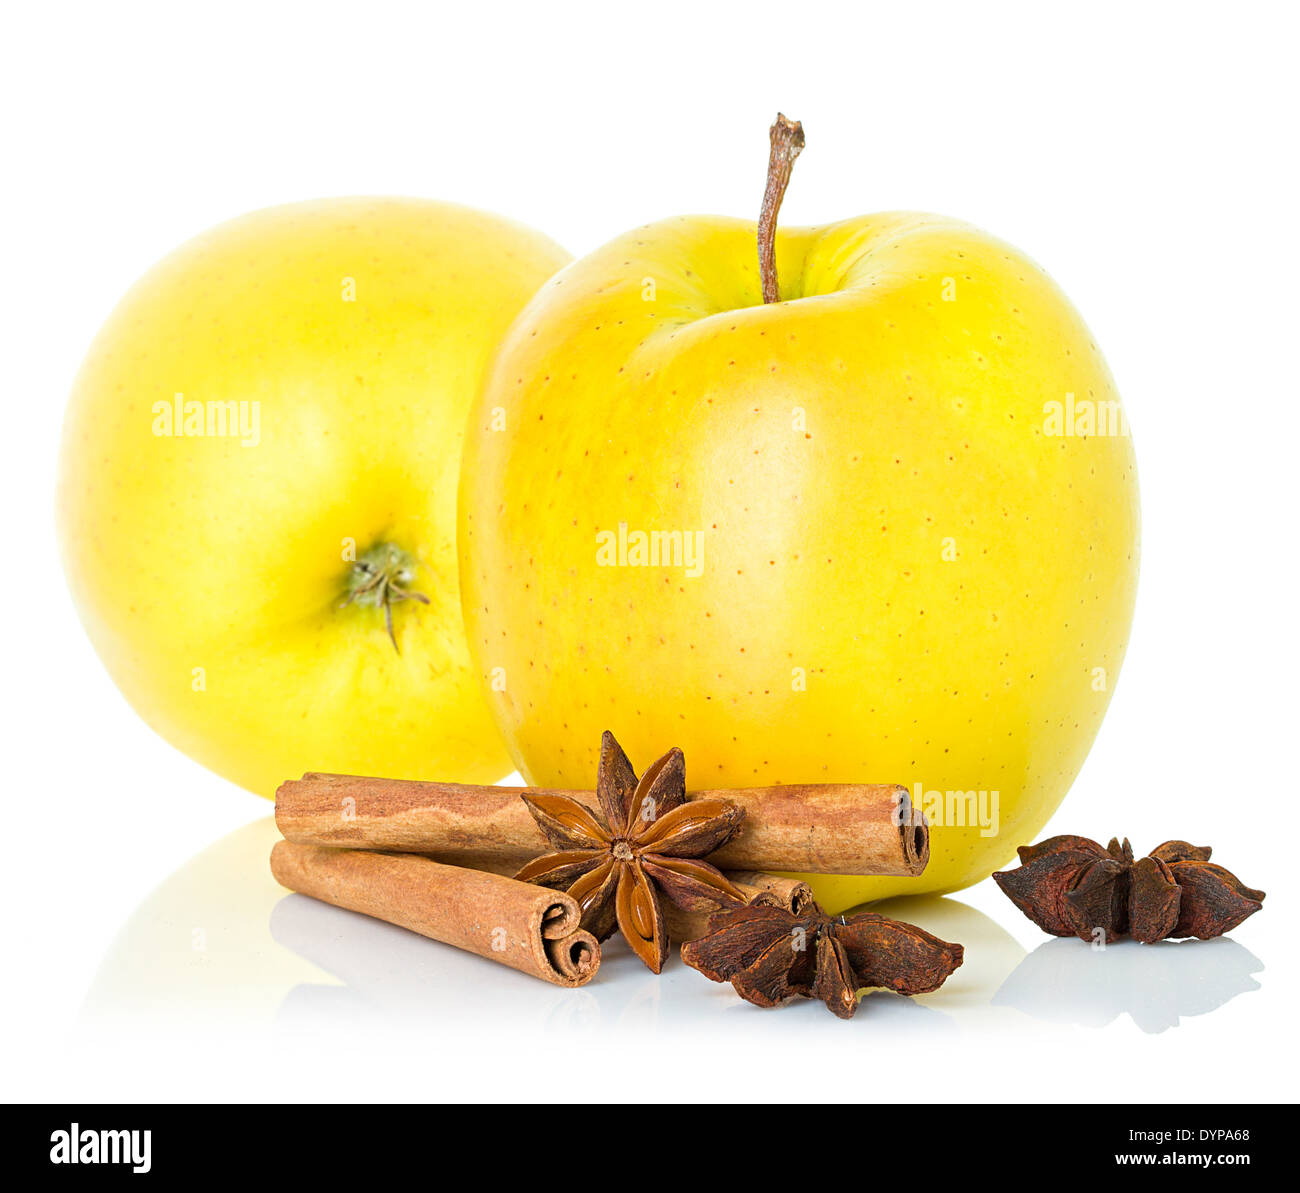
[728,870,816,915]
[269,842,600,987]
[275,774,927,876]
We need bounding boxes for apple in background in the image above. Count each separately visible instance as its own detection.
[459,117,1139,910]
[59,198,569,796]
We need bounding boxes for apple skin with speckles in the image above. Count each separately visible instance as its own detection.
[59,198,570,798]
[458,212,1139,910]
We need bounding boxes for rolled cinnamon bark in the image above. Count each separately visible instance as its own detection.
[728,870,815,915]
[269,841,600,987]
[664,870,815,943]
[275,774,927,877]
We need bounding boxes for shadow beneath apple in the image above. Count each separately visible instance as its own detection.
[992,935,1264,1033]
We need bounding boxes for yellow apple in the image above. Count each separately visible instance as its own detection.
[59,198,569,796]
[459,125,1138,910]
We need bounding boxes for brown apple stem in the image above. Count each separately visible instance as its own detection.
[758,113,805,304]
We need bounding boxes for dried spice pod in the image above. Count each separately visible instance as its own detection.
[993,834,1264,943]
[681,901,963,1020]
[993,835,1109,937]
[1165,858,1267,940]
[664,870,814,943]
[515,732,748,973]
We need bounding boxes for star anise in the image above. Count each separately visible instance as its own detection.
[681,901,964,1019]
[514,732,748,972]
[993,835,1265,944]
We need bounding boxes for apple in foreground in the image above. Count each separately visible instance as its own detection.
[459,118,1139,909]
[59,198,569,796]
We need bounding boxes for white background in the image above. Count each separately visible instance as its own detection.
[3,0,1297,1103]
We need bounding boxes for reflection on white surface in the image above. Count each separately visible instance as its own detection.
[81,817,314,1025]
[267,886,1019,1033]
[81,816,1026,1034]
[993,936,1264,1033]
[82,812,1271,1041]
[85,813,1267,1039]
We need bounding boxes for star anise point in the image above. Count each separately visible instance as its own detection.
[681,901,964,1019]
[515,733,746,972]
